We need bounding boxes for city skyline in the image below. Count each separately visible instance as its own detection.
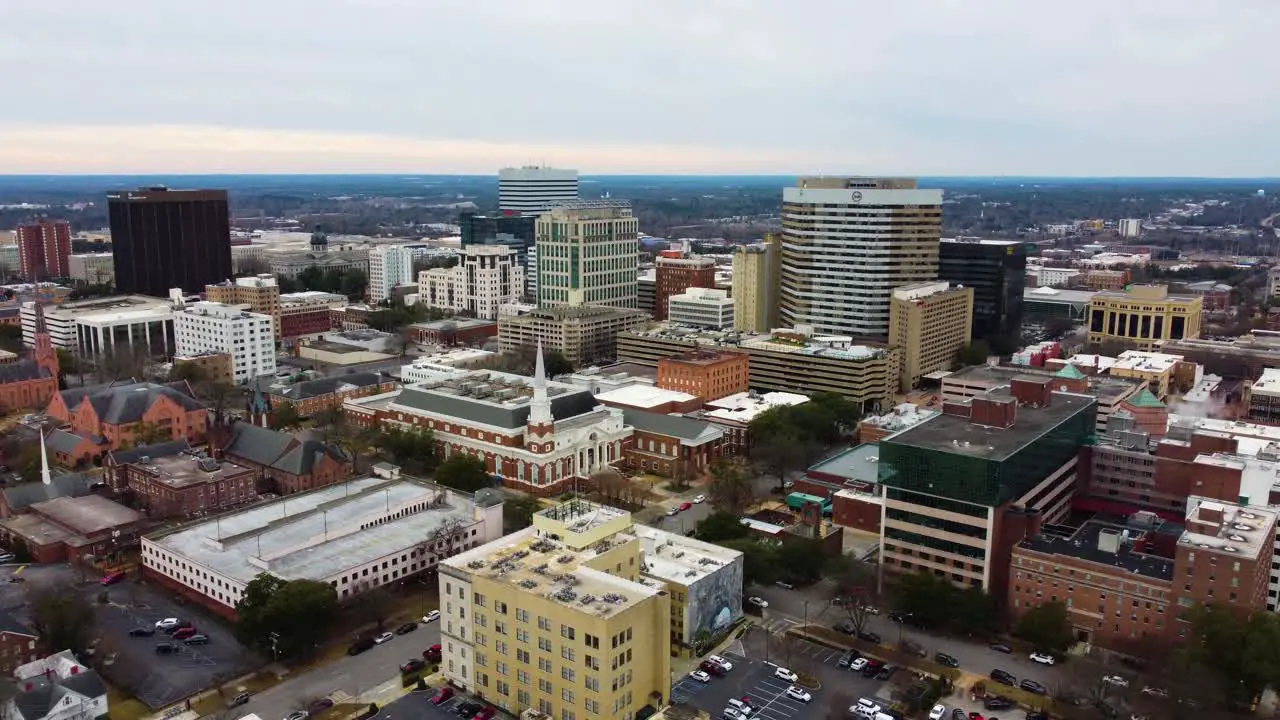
[3,0,1278,176]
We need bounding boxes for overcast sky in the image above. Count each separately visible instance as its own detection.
[2,0,1278,176]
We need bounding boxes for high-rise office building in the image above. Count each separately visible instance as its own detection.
[206,274,281,341]
[536,200,639,310]
[938,238,1027,342]
[498,166,579,215]
[731,234,781,332]
[459,212,537,297]
[888,281,973,392]
[368,245,415,303]
[654,248,716,321]
[107,187,232,297]
[418,245,525,320]
[779,177,942,338]
[15,219,72,282]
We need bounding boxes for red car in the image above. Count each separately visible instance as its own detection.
[678,502,692,512]
[100,571,126,586]
[472,707,496,720]
[430,687,454,705]
[172,627,197,640]
[424,643,442,662]
[968,713,984,720]
[698,660,724,677]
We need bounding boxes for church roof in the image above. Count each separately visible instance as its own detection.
[1055,364,1086,380]
[1126,387,1165,409]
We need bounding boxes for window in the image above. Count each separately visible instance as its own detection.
[539,679,552,693]
[538,637,552,652]
[561,689,575,704]
[538,616,551,631]
[561,646,575,662]
[561,625,576,640]
[561,667,575,682]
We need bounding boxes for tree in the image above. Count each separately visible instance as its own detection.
[169,361,209,385]
[345,586,397,632]
[748,410,811,491]
[1181,603,1280,709]
[196,379,237,426]
[891,571,998,636]
[543,350,573,377]
[270,403,305,431]
[707,459,755,515]
[956,340,993,367]
[234,256,271,276]
[29,585,95,656]
[722,538,779,587]
[376,426,435,474]
[828,554,880,636]
[503,495,542,532]
[433,454,490,492]
[1014,600,1074,654]
[777,538,826,586]
[695,510,749,543]
[129,420,171,447]
[0,325,23,353]
[235,573,337,659]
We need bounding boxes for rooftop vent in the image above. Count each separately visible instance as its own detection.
[578,594,597,605]
[1230,534,1248,542]
[601,593,627,604]
[467,560,486,569]
[1223,545,1240,553]
[557,554,574,564]
[518,579,538,589]
[1233,523,1253,531]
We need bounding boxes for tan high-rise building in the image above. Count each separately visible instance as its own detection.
[536,200,639,310]
[732,234,780,332]
[206,274,281,341]
[888,281,973,392]
[779,177,942,338]
[1087,284,1203,352]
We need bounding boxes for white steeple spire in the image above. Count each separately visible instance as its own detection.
[39,429,52,486]
[529,341,552,425]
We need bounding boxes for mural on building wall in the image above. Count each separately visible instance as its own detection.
[684,554,744,643]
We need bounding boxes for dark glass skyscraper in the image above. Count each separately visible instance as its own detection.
[460,212,537,296]
[938,238,1028,342]
[107,187,232,297]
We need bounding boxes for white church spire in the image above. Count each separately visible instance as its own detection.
[39,429,52,486]
[529,341,552,425]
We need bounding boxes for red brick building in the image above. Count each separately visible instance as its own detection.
[281,304,333,339]
[0,612,39,675]
[103,440,192,492]
[792,444,883,535]
[620,408,724,477]
[15,220,71,281]
[654,250,716,321]
[218,422,351,495]
[330,305,372,331]
[0,494,147,564]
[0,306,58,414]
[656,350,749,402]
[44,380,210,458]
[122,452,258,519]
[268,371,395,417]
[408,318,498,346]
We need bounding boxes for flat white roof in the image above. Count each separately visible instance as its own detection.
[631,525,741,585]
[1066,354,1118,372]
[595,385,698,408]
[702,391,809,424]
[1251,368,1280,398]
[1113,350,1183,374]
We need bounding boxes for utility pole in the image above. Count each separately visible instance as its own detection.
[269,632,280,662]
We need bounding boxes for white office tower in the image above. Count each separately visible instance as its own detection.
[368,245,415,303]
[417,245,526,320]
[779,177,943,338]
[525,244,538,299]
[498,167,579,215]
[536,200,639,309]
[173,301,276,384]
[668,287,734,330]
[1118,218,1143,238]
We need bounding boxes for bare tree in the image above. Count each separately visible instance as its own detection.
[707,459,756,515]
[828,554,881,637]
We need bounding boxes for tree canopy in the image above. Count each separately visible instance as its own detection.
[707,459,756,515]
[748,392,859,488]
[1181,603,1280,708]
[235,573,338,659]
[433,454,491,492]
[695,510,749,543]
[956,340,993,367]
[30,586,95,656]
[1013,600,1074,654]
[503,495,543,532]
[269,403,305,431]
[891,570,998,634]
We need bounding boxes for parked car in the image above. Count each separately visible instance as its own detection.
[689,670,711,683]
[773,667,798,683]
[775,580,795,590]
[849,658,868,672]
[876,664,897,681]
[172,627,198,640]
[708,655,734,672]
[693,495,706,504]
[990,669,1016,686]
[934,652,959,668]
[401,659,426,674]
[726,698,754,716]
[722,710,745,720]
[989,643,1012,654]
[155,618,181,630]
[983,696,1013,711]
[857,630,882,644]
[373,632,394,644]
[1029,652,1056,665]
[838,651,856,668]
[128,627,156,637]
[472,707,496,720]
[347,637,375,655]
[422,610,441,623]
[395,622,418,635]
[184,634,210,645]
[285,711,308,720]
[699,661,725,677]
[1020,679,1047,695]
[928,705,947,720]
[154,643,178,655]
[1141,686,1168,698]
[861,660,884,678]
[0,553,14,563]
[454,702,482,718]
[666,507,679,516]
[1102,674,1129,688]
[784,686,811,703]
[747,596,768,609]
[951,710,967,720]
[678,502,692,511]
[164,621,193,635]
[424,643,442,662]
[228,693,251,708]
[430,688,455,705]
[100,571,126,586]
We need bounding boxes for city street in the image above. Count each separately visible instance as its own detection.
[235,621,441,720]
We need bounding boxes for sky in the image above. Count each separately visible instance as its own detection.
[2,0,1278,176]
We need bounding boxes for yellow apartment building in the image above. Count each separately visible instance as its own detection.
[731,234,780,332]
[1106,350,1185,401]
[888,281,973,392]
[440,501,743,720]
[1087,284,1202,351]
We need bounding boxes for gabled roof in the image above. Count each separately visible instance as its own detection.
[58,381,207,426]
[270,371,385,400]
[0,610,35,637]
[1126,387,1165,409]
[622,409,724,445]
[44,428,91,456]
[58,669,106,699]
[107,439,191,466]
[1055,364,1086,380]
[222,422,345,476]
[1,474,94,513]
[0,360,51,384]
[391,384,597,429]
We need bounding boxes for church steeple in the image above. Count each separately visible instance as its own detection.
[39,429,52,486]
[32,304,58,378]
[530,341,552,425]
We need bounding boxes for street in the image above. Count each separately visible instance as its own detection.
[237,621,441,720]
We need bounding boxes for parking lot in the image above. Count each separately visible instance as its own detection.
[93,578,261,709]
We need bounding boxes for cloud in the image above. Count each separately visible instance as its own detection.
[2,0,1278,175]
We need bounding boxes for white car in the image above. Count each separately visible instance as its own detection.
[667,507,679,516]
[773,667,798,683]
[422,610,441,623]
[155,618,180,629]
[708,655,734,672]
[928,705,947,720]
[784,686,811,703]
[747,596,768,609]
[689,670,712,683]
[1029,652,1056,665]
[863,605,881,615]
[1141,686,1168,698]
[1102,674,1129,688]
[373,632,394,644]
[849,657,868,672]
[722,710,744,720]
[693,495,706,504]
